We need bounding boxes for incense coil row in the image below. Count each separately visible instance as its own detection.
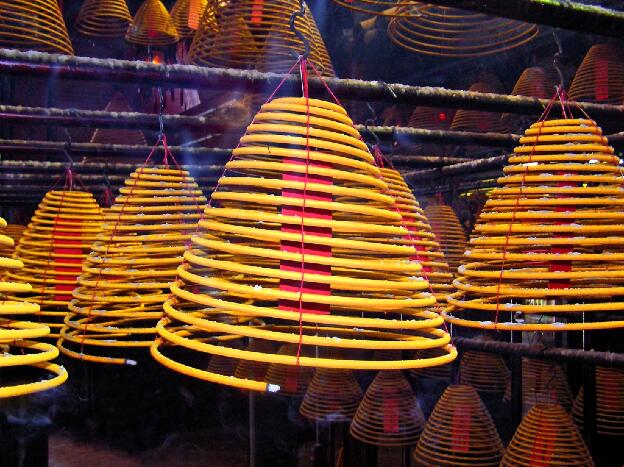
[299,369,363,422]
[423,203,467,273]
[126,0,180,46]
[75,0,133,38]
[152,96,456,392]
[445,118,624,332]
[7,191,103,338]
[459,350,509,394]
[0,217,68,398]
[58,167,205,365]
[569,44,624,104]
[171,0,210,39]
[0,0,74,55]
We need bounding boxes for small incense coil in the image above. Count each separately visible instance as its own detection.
[0,217,68,398]
[0,224,26,257]
[459,350,509,394]
[450,83,506,133]
[388,4,538,58]
[413,385,504,466]
[444,118,624,332]
[170,0,209,39]
[6,191,103,339]
[91,92,147,146]
[408,106,453,156]
[58,167,205,365]
[409,348,452,381]
[504,359,573,411]
[572,367,624,437]
[569,43,624,104]
[350,370,426,446]
[265,344,314,397]
[75,0,133,38]
[501,404,594,466]
[423,203,467,273]
[299,369,363,422]
[234,340,275,382]
[126,0,180,46]
[187,0,335,76]
[0,0,74,55]
[502,67,553,131]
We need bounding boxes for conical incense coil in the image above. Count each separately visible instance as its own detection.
[6,191,103,338]
[234,339,275,382]
[90,92,147,146]
[450,83,506,133]
[0,224,25,257]
[409,348,452,381]
[502,67,553,130]
[413,385,504,466]
[501,404,594,466]
[423,203,467,273]
[459,350,509,394]
[569,44,624,104]
[265,344,314,397]
[408,106,453,156]
[152,96,457,392]
[388,4,538,58]
[126,0,180,46]
[572,367,624,436]
[0,0,74,55]
[58,167,206,365]
[187,0,335,76]
[350,370,425,446]
[445,118,624,332]
[0,217,68,398]
[513,359,573,410]
[299,369,362,422]
[75,0,133,38]
[170,0,209,39]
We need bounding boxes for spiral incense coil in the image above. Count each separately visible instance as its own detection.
[187,0,335,76]
[413,385,504,466]
[126,0,180,46]
[0,224,26,257]
[450,83,506,133]
[299,369,363,422]
[152,96,457,392]
[170,0,209,39]
[388,4,538,58]
[330,0,416,16]
[572,367,624,436]
[409,348,452,381]
[501,404,594,466]
[459,350,509,394]
[75,0,133,38]
[207,353,239,377]
[510,359,573,410]
[407,106,453,156]
[265,344,314,397]
[0,0,74,55]
[569,44,624,104]
[423,203,467,273]
[91,92,147,146]
[234,340,275,382]
[58,167,206,365]
[444,118,624,332]
[350,370,425,446]
[502,67,553,130]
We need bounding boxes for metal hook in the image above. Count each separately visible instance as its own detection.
[157,87,165,139]
[364,102,381,149]
[63,129,74,169]
[552,30,565,91]
[289,0,311,59]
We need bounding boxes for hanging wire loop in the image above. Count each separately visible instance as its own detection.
[289,1,311,59]
[552,30,566,91]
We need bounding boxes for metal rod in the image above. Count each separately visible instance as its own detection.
[404,155,508,180]
[390,156,472,165]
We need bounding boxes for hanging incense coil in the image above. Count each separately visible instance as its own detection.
[387,4,538,58]
[423,203,467,273]
[502,67,553,131]
[459,350,509,394]
[90,92,147,146]
[511,359,573,410]
[445,118,624,332]
[234,339,275,382]
[187,0,335,76]
[450,83,506,133]
[170,0,209,39]
[407,106,453,156]
[0,0,74,55]
[350,370,426,446]
[58,167,205,365]
[126,0,180,46]
[75,0,133,38]
[409,348,452,380]
[151,96,457,392]
[572,367,624,437]
[265,344,314,397]
[501,404,594,466]
[299,369,363,422]
[6,191,103,339]
[569,43,624,104]
[413,384,504,466]
[0,224,26,257]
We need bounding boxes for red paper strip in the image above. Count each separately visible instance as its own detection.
[251,0,264,24]
[188,0,202,30]
[451,405,471,452]
[284,365,299,394]
[595,58,610,101]
[548,177,575,289]
[383,386,400,433]
[53,217,83,301]
[530,417,555,464]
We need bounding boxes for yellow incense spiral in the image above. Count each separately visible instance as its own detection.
[125,0,180,46]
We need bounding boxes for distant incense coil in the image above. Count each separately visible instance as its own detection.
[90,92,147,146]
[75,0,133,38]
[265,344,314,397]
[502,67,553,130]
[451,83,506,133]
[459,350,509,394]
[423,203,467,273]
[569,44,624,104]
[299,369,363,422]
[170,0,209,39]
[517,359,573,410]
[409,348,452,381]
[126,0,180,46]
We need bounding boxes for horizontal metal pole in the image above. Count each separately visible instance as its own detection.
[389,155,472,165]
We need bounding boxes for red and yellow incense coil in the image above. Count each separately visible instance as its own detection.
[7,191,103,339]
[265,344,314,397]
[444,118,624,332]
[504,359,573,411]
[350,370,426,446]
[126,0,180,46]
[572,366,624,437]
[299,369,362,422]
[413,384,504,466]
[0,217,68,398]
[423,203,467,273]
[569,44,624,104]
[459,350,509,394]
[0,0,74,55]
[91,92,147,146]
[170,0,209,39]
[58,167,205,365]
[0,224,25,257]
[501,404,594,466]
[75,0,133,38]
[151,96,456,393]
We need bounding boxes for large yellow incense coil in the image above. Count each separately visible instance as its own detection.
[58,167,206,365]
[444,118,624,332]
[572,366,624,437]
[350,370,425,446]
[91,92,147,146]
[75,0,133,38]
[170,0,209,39]
[7,191,103,339]
[501,404,594,466]
[299,369,362,422]
[152,96,456,393]
[126,0,180,46]
[187,0,335,76]
[569,44,624,104]
[413,384,504,466]
[423,203,467,273]
[0,224,25,257]
[459,350,509,394]
[0,217,68,398]
[0,0,74,55]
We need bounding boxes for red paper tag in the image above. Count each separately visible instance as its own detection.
[188,0,202,30]
[251,0,264,24]
[284,365,299,393]
[530,417,555,464]
[53,217,82,301]
[383,386,400,433]
[451,405,471,452]
[595,58,610,101]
